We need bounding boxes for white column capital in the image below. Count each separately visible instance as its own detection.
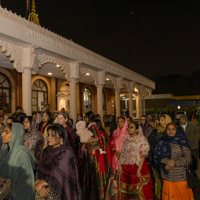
[21,46,38,74]
[97,71,105,87]
[67,61,80,82]
[116,77,122,92]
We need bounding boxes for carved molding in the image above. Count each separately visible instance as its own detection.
[0,40,23,72]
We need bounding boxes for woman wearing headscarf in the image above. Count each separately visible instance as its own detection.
[0,123,35,200]
[140,115,153,138]
[118,121,154,200]
[34,124,82,200]
[80,111,106,200]
[23,116,44,164]
[154,123,194,200]
[105,116,128,200]
[147,114,172,200]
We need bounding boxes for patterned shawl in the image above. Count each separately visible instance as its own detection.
[38,134,82,200]
[140,115,153,138]
[24,117,44,158]
[119,126,150,166]
[153,128,189,175]
[110,120,128,170]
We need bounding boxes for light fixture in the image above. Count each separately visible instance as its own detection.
[123,96,125,98]
[48,72,52,75]
[178,106,180,109]
[106,78,109,81]
[56,64,60,67]
[86,73,90,76]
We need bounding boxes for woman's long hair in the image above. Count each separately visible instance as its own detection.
[96,119,105,132]
[85,111,95,127]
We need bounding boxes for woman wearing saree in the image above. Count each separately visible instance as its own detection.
[140,115,153,138]
[80,111,106,200]
[147,114,172,200]
[34,123,82,200]
[23,116,44,164]
[105,116,128,200]
[118,121,154,200]
[57,113,76,149]
[154,123,194,200]
[96,119,112,175]
[0,123,35,200]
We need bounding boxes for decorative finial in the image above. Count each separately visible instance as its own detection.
[28,0,40,26]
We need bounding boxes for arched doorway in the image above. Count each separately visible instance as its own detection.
[32,79,48,112]
[83,87,92,111]
[0,73,11,113]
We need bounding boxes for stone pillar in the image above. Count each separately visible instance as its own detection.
[129,91,133,118]
[97,84,103,118]
[68,61,79,122]
[115,90,120,117]
[22,68,32,115]
[125,98,127,108]
[143,97,146,115]
[50,77,56,111]
[21,46,37,115]
[136,94,142,119]
[70,78,77,121]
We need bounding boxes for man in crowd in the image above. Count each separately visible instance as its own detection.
[179,115,198,176]
[11,106,25,118]
[45,104,53,118]
[0,107,8,125]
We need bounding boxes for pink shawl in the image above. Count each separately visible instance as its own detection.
[110,120,128,170]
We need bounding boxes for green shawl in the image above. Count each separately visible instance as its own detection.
[0,123,35,199]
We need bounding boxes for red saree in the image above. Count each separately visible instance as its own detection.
[118,159,154,200]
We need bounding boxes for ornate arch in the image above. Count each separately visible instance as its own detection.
[37,54,70,79]
[105,75,116,90]
[0,67,16,113]
[122,80,129,91]
[31,75,51,104]
[80,67,98,87]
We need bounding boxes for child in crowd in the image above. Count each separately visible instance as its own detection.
[76,121,106,155]
[76,121,93,143]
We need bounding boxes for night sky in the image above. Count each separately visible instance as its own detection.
[2,0,200,80]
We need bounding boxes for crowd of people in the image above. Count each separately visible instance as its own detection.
[0,104,198,200]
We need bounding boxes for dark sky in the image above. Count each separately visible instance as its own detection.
[2,0,200,80]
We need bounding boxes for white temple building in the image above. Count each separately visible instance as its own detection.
[0,5,155,121]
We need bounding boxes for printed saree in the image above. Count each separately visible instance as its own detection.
[118,160,154,200]
[80,123,107,200]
